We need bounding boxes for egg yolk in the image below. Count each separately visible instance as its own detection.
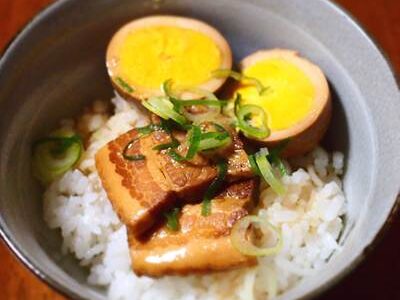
[237,58,315,131]
[116,26,222,89]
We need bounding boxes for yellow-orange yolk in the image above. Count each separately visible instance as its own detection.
[236,58,315,131]
[116,26,222,89]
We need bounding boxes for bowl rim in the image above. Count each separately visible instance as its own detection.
[0,0,399,299]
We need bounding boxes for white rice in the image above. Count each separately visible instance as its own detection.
[43,95,347,300]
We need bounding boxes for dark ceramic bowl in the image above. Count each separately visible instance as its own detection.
[0,0,399,299]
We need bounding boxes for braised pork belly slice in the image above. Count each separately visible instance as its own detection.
[128,179,258,277]
[226,132,253,182]
[95,128,217,237]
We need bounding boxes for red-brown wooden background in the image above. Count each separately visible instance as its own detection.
[0,0,399,299]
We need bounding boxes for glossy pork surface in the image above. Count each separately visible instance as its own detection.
[95,128,217,237]
[129,179,258,277]
[226,131,254,181]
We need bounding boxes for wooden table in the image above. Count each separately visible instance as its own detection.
[0,0,399,299]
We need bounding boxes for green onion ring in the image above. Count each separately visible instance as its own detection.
[32,133,83,184]
[237,104,270,139]
[255,149,286,195]
[143,97,187,126]
[231,215,283,256]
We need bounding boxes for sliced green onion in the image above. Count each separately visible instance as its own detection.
[161,81,222,125]
[213,69,242,81]
[202,160,228,216]
[255,149,286,195]
[248,154,261,176]
[237,104,270,139]
[159,119,175,133]
[210,122,228,133]
[115,77,134,93]
[162,79,220,114]
[33,133,83,184]
[123,138,146,161]
[222,99,235,119]
[162,79,176,98]
[152,139,180,151]
[162,80,218,101]
[212,69,269,95]
[200,131,229,140]
[164,207,181,231]
[221,93,240,123]
[136,124,163,135]
[234,93,242,115]
[198,133,231,151]
[186,125,201,159]
[268,139,290,176]
[162,79,182,112]
[142,98,169,119]
[34,135,80,156]
[143,96,187,126]
[197,123,231,152]
[231,216,283,257]
[166,149,187,162]
[268,152,288,176]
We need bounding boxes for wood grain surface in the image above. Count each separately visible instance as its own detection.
[0,0,399,299]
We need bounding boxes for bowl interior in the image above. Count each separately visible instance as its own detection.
[0,0,399,299]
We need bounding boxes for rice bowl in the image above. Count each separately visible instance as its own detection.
[0,1,399,300]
